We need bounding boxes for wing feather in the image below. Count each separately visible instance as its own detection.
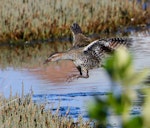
[73,33,91,48]
[83,37,132,60]
[70,23,91,48]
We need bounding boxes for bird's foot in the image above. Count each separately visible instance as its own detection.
[66,74,81,82]
[66,74,89,82]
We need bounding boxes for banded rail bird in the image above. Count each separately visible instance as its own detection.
[44,37,132,81]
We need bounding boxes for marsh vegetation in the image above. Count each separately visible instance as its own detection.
[0,0,149,43]
[0,0,150,127]
[0,92,92,128]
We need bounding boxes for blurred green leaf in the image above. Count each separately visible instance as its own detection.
[104,47,150,87]
[123,116,143,128]
[88,47,150,127]
[142,88,150,127]
[108,93,124,115]
[88,98,108,124]
[125,68,150,86]
[104,47,133,83]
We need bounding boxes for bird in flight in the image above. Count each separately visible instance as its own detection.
[44,23,132,81]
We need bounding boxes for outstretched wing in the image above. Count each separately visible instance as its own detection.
[73,33,91,48]
[83,38,132,60]
[70,23,91,48]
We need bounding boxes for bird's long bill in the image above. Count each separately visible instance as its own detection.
[43,58,50,64]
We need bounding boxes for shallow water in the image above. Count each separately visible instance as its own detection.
[0,34,150,120]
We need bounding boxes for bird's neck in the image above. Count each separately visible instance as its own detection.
[56,52,75,61]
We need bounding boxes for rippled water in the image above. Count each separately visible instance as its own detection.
[0,34,150,120]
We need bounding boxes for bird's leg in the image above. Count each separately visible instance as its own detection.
[66,68,89,82]
[77,66,82,76]
[66,66,82,82]
[78,70,89,78]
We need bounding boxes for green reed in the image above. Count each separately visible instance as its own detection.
[0,0,149,43]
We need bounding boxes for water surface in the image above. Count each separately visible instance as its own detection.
[0,34,150,119]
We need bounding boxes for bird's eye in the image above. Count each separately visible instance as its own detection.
[83,50,88,54]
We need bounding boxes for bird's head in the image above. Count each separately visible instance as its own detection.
[70,23,82,35]
[43,52,63,64]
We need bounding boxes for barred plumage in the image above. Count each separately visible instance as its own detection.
[83,37,132,60]
[44,23,132,81]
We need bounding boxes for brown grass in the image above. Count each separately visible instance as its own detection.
[0,0,149,43]
[0,93,92,128]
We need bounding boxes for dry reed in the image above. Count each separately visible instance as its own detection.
[0,0,149,43]
[0,93,92,128]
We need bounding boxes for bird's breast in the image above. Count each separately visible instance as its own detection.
[74,54,100,70]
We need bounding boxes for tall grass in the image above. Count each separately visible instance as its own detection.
[0,93,92,128]
[0,0,149,43]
